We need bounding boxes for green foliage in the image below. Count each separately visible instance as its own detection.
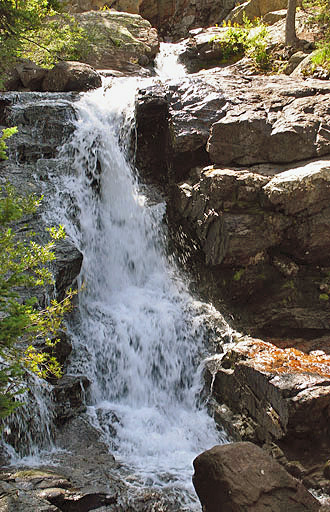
[21,14,94,67]
[0,127,18,161]
[312,41,330,70]
[305,0,330,71]
[0,0,97,85]
[0,130,75,421]
[211,17,270,70]
[233,268,245,281]
[319,293,329,301]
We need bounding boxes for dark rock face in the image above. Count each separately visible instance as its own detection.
[208,94,330,166]
[135,86,171,186]
[193,442,320,512]
[136,71,330,343]
[52,375,90,424]
[135,69,330,493]
[16,61,48,91]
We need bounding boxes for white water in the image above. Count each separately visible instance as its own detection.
[5,47,229,507]
[48,76,227,505]
[155,42,186,79]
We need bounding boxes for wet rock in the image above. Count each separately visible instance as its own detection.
[0,480,60,512]
[53,376,90,424]
[135,85,172,185]
[192,442,320,512]
[42,61,102,92]
[2,92,77,161]
[44,489,117,511]
[53,239,83,299]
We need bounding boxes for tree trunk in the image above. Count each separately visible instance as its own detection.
[285,0,298,46]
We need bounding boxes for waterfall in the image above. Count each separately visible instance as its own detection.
[3,47,229,508]
[155,42,186,79]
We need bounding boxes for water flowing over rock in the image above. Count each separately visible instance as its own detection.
[0,52,231,510]
[3,40,330,510]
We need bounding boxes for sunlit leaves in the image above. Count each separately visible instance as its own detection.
[0,178,75,420]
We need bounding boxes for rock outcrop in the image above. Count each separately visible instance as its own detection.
[59,0,238,39]
[68,10,159,71]
[136,68,330,491]
[136,71,330,344]
[193,442,320,512]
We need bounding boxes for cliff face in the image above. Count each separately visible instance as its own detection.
[136,71,330,346]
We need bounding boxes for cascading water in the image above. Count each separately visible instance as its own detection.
[5,46,230,507]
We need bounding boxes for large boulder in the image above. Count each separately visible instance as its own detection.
[207,93,330,166]
[193,442,320,512]
[227,0,287,24]
[16,61,47,91]
[68,11,159,71]
[42,61,102,92]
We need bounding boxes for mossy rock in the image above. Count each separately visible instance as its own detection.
[71,11,159,70]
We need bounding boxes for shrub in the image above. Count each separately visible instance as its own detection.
[211,17,270,70]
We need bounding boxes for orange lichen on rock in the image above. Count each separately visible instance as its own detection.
[237,339,330,378]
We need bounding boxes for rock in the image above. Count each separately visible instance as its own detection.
[135,70,330,346]
[178,27,244,73]
[67,11,159,72]
[205,336,330,445]
[207,92,330,166]
[135,86,172,185]
[42,61,102,92]
[291,52,315,77]
[262,9,287,24]
[52,375,90,424]
[283,51,308,75]
[137,71,330,181]
[324,461,330,479]
[1,92,77,161]
[227,0,288,24]
[16,61,47,91]
[192,442,320,512]
[3,67,23,91]
[0,480,60,512]
[263,159,330,215]
[139,0,237,39]
[53,239,83,299]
